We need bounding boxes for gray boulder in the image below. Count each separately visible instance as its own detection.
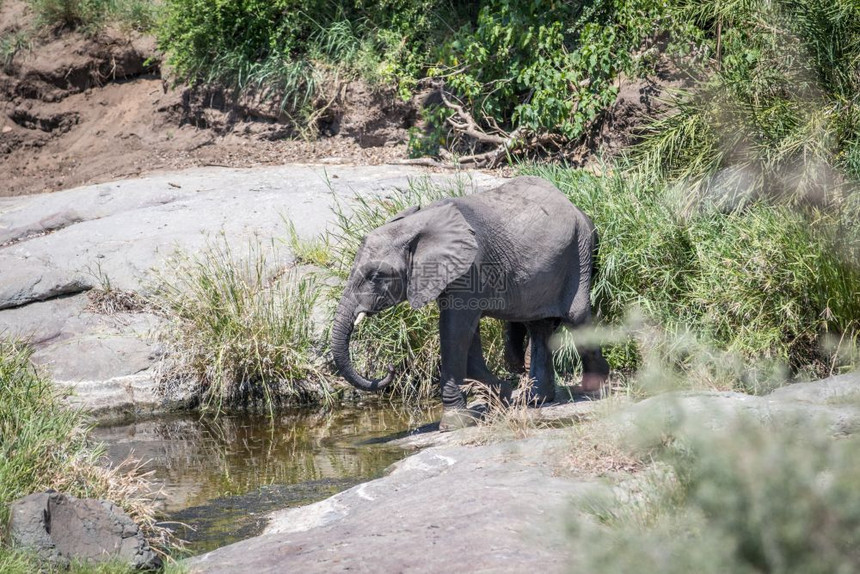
[8,491,160,569]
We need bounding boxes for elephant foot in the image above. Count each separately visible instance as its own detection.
[579,372,608,395]
[497,381,513,406]
[439,408,482,432]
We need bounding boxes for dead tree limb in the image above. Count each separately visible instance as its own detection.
[432,82,525,168]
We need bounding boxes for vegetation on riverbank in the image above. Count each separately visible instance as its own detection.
[0,339,167,572]
[153,0,860,170]
[571,407,860,573]
[149,238,326,414]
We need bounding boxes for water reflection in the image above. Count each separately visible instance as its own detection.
[93,404,440,554]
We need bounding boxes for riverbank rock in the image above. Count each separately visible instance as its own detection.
[8,491,160,569]
[184,372,860,573]
[0,165,503,417]
[188,428,605,574]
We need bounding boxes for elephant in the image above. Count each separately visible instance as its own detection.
[331,176,609,430]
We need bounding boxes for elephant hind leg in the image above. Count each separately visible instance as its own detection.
[525,319,557,405]
[561,318,609,394]
[503,321,528,374]
[579,347,609,393]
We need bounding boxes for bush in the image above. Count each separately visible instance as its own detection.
[26,0,160,33]
[575,414,860,573]
[150,237,326,413]
[429,0,663,140]
[526,164,860,381]
[636,0,860,197]
[157,0,461,115]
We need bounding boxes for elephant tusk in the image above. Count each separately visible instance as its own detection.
[354,312,367,328]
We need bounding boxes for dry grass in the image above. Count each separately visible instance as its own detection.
[86,288,149,315]
[561,412,645,478]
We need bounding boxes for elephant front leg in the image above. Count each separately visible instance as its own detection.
[526,319,557,405]
[467,330,512,406]
[438,306,481,432]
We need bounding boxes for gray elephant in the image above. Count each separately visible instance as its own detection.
[331,176,609,430]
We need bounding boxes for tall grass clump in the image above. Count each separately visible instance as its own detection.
[636,0,860,202]
[26,0,160,33]
[0,338,164,562]
[150,237,325,413]
[321,176,507,402]
[525,164,860,385]
[574,413,860,573]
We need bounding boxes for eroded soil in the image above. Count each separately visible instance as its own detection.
[0,1,417,197]
[0,1,679,197]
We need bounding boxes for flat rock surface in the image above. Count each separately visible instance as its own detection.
[0,165,503,415]
[185,373,860,573]
[188,429,603,574]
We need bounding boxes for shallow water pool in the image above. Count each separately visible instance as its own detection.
[94,404,439,555]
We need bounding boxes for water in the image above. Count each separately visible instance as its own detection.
[93,404,440,555]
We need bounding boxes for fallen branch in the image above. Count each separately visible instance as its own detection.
[431,82,525,168]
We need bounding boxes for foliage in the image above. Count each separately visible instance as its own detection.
[149,237,326,413]
[575,413,860,573]
[157,0,461,115]
[151,0,860,175]
[525,164,860,382]
[636,0,860,198]
[26,0,160,33]
[430,0,659,139]
[0,339,163,558]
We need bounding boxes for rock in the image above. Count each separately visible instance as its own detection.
[0,165,505,416]
[8,491,161,569]
[615,372,860,445]
[187,430,604,573]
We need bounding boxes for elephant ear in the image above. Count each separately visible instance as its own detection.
[407,202,478,309]
[385,205,420,224]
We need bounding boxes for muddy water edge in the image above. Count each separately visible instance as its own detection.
[93,404,440,556]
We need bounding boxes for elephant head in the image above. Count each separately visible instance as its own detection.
[331,201,478,392]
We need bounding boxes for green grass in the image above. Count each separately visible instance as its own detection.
[285,220,332,268]
[0,29,30,70]
[634,0,860,197]
[573,411,860,573]
[26,0,161,33]
[0,338,165,568]
[524,163,860,389]
[149,236,328,414]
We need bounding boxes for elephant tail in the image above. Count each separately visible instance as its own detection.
[590,228,600,282]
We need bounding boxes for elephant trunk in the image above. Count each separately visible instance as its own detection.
[331,297,394,392]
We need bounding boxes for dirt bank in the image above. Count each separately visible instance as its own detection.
[0,1,419,197]
[0,0,679,198]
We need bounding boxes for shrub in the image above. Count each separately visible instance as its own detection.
[26,0,160,33]
[157,0,461,115]
[635,0,860,198]
[574,414,860,573]
[429,0,662,140]
[150,237,326,413]
[526,164,860,382]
